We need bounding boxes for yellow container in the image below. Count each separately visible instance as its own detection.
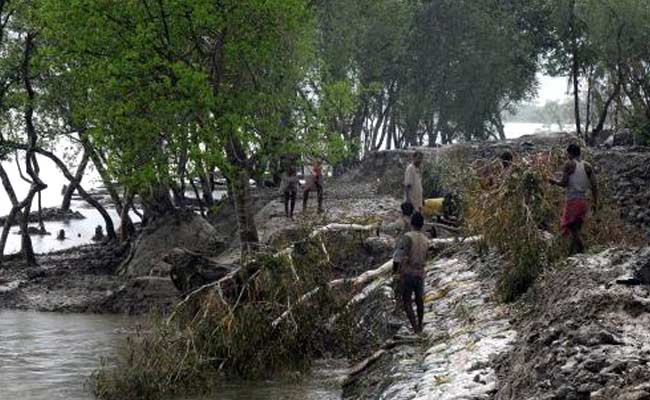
[423,198,444,217]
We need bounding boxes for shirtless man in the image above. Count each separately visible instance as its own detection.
[549,143,599,254]
[393,212,428,334]
[303,158,324,213]
[380,202,415,237]
[404,151,424,211]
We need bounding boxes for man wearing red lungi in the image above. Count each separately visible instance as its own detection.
[549,143,599,254]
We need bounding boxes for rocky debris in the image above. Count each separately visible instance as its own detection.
[17,226,50,236]
[593,148,650,237]
[343,251,516,400]
[0,207,85,226]
[493,247,650,400]
[166,247,234,293]
[611,128,636,147]
[119,211,226,277]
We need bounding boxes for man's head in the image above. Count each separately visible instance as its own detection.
[410,211,424,231]
[413,151,424,168]
[401,201,415,217]
[500,151,513,169]
[567,143,581,160]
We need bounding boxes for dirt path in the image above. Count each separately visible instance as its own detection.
[344,252,516,399]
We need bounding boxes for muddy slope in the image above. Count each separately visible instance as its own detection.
[0,244,127,312]
[493,248,650,400]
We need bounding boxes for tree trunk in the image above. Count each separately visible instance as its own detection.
[118,191,135,242]
[80,135,135,235]
[225,135,259,247]
[190,178,205,217]
[21,31,44,265]
[0,164,22,258]
[19,195,38,266]
[493,114,506,140]
[10,144,117,241]
[570,1,582,137]
[61,150,89,211]
[82,137,123,209]
[592,79,620,142]
[585,68,593,135]
[141,183,176,222]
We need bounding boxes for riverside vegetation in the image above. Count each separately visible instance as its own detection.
[90,135,647,399]
[0,1,649,399]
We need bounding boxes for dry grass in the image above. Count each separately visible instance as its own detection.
[430,144,644,302]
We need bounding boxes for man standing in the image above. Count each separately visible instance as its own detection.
[549,143,599,254]
[404,151,424,211]
[281,165,299,219]
[393,212,428,334]
[303,157,324,213]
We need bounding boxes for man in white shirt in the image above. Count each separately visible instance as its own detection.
[404,151,424,211]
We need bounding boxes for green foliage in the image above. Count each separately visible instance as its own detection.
[463,146,645,302]
[544,0,650,138]
[467,157,560,302]
[38,0,314,191]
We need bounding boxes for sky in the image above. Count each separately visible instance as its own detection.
[535,74,571,105]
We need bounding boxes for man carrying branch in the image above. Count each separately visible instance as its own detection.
[549,143,599,254]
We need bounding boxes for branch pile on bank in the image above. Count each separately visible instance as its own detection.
[91,222,394,400]
[91,213,478,400]
[461,146,643,302]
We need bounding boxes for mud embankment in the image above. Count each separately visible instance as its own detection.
[494,248,650,400]
[0,207,85,227]
[0,244,127,312]
[594,148,650,237]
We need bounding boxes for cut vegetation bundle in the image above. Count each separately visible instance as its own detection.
[463,147,643,302]
[466,152,563,302]
[92,251,356,400]
[91,223,394,400]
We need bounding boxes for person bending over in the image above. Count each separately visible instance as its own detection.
[380,201,415,237]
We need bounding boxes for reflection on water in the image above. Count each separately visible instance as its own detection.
[2,200,140,255]
[0,311,343,400]
[3,194,225,255]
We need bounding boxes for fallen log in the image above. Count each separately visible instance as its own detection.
[275,235,483,329]
[166,248,234,293]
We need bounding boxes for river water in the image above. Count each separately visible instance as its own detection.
[0,311,343,400]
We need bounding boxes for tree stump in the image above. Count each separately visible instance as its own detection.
[165,248,234,293]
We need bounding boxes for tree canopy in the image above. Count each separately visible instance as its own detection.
[1,0,649,263]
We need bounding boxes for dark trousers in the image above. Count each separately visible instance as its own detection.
[303,180,323,212]
[284,190,296,218]
[400,273,424,333]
